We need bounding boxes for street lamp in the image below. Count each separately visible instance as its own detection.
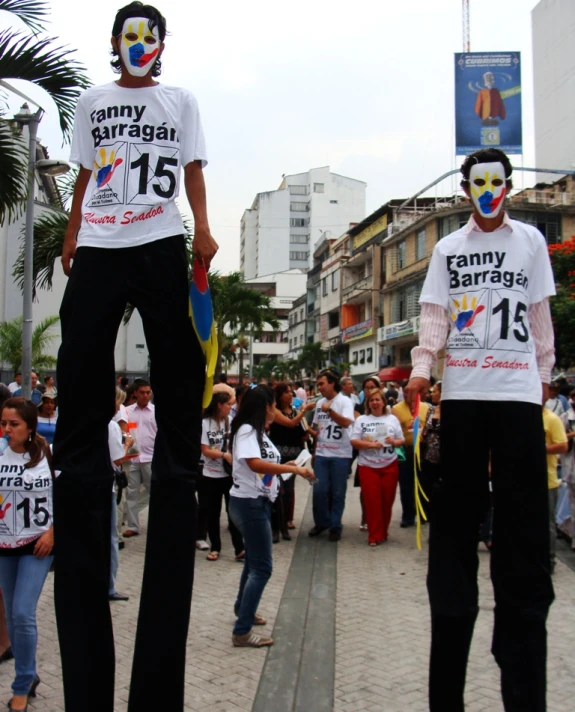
[13,103,71,398]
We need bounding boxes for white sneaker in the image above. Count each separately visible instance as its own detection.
[196,540,209,551]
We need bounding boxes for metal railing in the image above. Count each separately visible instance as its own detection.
[342,274,374,296]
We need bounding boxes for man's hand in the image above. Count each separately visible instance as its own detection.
[542,382,549,407]
[61,233,77,276]
[404,377,430,411]
[321,400,333,413]
[192,226,219,271]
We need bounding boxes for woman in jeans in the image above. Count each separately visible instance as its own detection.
[200,391,244,561]
[229,386,314,648]
[269,383,315,542]
[0,398,54,711]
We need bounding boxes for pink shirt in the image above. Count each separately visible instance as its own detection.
[126,402,157,463]
[412,214,555,384]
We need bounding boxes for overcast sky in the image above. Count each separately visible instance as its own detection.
[3,0,542,274]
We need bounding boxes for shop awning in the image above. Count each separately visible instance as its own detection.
[378,366,412,382]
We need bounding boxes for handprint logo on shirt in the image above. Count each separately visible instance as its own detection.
[93,148,123,188]
[451,294,485,331]
[0,495,12,520]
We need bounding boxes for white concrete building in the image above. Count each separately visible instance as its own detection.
[286,294,307,361]
[240,167,366,279]
[532,0,575,181]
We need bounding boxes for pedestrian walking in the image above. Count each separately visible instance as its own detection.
[406,147,556,712]
[229,386,314,647]
[0,398,54,712]
[543,407,568,573]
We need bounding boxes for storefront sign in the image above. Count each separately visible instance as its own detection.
[379,316,420,341]
[342,318,373,344]
[352,214,388,252]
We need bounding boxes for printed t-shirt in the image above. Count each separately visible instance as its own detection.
[351,414,404,468]
[70,82,208,249]
[0,447,53,554]
[419,217,555,405]
[543,408,567,489]
[314,392,354,459]
[201,417,228,478]
[231,424,280,501]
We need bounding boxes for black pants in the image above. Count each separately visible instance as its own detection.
[198,474,243,555]
[52,237,204,712]
[427,401,554,712]
[271,459,295,534]
[399,445,416,525]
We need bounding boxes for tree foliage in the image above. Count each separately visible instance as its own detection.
[549,238,575,368]
[0,314,59,373]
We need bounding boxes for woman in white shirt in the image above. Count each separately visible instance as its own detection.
[229,386,314,648]
[351,389,405,546]
[0,397,54,711]
[200,392,244,562]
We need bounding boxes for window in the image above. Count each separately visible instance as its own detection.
[290,218,306,227]
[416,229,426,261]
[328,311,339,329]
[352,351,358,365]
[390,282,423,323]
[291,202,309,212]
[331,271,339,290]
[367,347,373,363]
[315,318,320,333]
[290,234,309,244]
[314,183,325,193]
[397,240,406,270]
[330,199,338,204]
[322,278,328,296]
[300,334,304,344]
[289,185,307,195]
[359,350,366,364]
[290,251,309,261]
[300,309,304,322]
[289,339,292,350]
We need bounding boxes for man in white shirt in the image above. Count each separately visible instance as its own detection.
[295,382,307,404]
[124,381,156,536]
[7,372,21,394]
[50,4,218,710]
[405,148,555,712]
[309,369,354,542]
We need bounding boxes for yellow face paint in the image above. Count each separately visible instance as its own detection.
[119,16,160,77]
[468,161,507,218]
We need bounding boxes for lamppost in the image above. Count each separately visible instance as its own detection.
[12,103,71,398]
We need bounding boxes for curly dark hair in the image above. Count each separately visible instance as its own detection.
[460,148,513,191]
[111,2,167,77]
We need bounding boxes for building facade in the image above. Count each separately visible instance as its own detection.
[240,167,366,279]
[532,0,575,181]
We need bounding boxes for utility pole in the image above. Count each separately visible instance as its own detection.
[463,0,470,52]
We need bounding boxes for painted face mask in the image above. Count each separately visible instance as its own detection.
[119,17,161,77]
[468,161,507,219]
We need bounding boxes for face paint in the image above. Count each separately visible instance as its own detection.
[468,161,507,219]
[119,17,160,77]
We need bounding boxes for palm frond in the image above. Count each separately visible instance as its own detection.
[55,166,78,209]
[13,210,68,296]
[31,314,59,354]
[0,29,91,142]
[0,0,50,34]
[0,114,27,223]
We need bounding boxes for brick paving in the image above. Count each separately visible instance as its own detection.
[1,476,574,712]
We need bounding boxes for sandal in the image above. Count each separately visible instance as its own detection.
[206,551,220,561]
[287,522,296,530]
[235,551,245,562]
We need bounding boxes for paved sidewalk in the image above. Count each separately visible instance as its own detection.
[1,477,574,712]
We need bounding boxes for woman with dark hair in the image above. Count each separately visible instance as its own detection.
[200,392,244,561]
[36,395,57,446]
[268,383,315,541]
[229,386,314,647]
[0,398,54,711]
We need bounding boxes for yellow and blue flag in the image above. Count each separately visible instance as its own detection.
[189,259,218,409]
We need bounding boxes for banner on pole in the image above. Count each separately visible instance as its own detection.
[455,52,522,155]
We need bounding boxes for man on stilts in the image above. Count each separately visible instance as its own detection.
[52,4,217,710]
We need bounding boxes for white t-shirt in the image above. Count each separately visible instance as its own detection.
[113,404,129,426]
[70,82,208,249]
[108,420,125,465]
[7,382,19,394]
[0,448,53,549]
[231,424,280,501]
[352,414,403,468]
[314,392,355,459]
[201,417,229,478]
[419,218,555,405]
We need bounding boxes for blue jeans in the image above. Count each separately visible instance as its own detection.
[0,554,53,694]
[229,496,273,636]
[312,456,351,533]
[110,491,118,596]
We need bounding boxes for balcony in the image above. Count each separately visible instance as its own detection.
[342,274,374,302]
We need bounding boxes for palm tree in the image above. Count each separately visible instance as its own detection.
[297,342,327,377]
[0,314,59,373]
[209,272,280,377]
[0,0,91,222]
